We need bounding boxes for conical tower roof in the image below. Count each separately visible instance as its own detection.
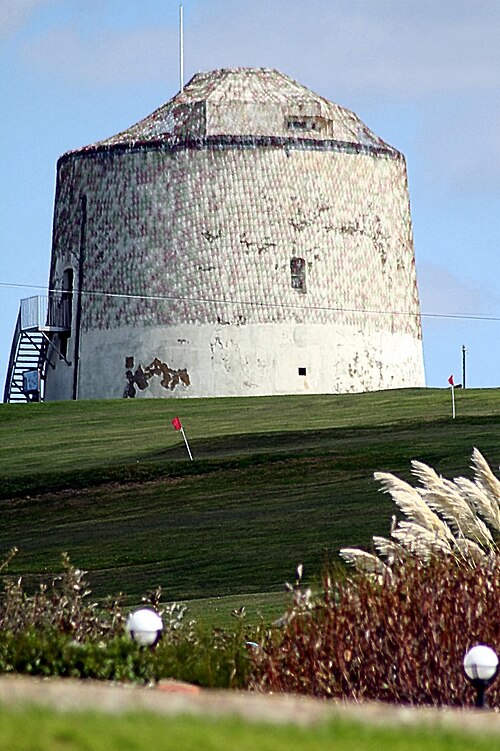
[74,68,397,155]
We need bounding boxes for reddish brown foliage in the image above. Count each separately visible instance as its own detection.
[251,556,500,706]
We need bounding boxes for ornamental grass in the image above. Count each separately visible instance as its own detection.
[252,449,500,706]
[251,554,500,706]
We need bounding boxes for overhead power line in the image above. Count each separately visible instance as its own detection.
[0,280,499,323]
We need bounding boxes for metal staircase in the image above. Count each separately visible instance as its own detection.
[3,296,70,403]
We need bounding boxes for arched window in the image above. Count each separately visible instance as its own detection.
[59,268,73,358]
[62,268,73,330]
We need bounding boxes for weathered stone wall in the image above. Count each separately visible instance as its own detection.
[90,68,394,150]
[45,68,424,400]
[45,138,424,400]
[69,322,421,399]
[51,144,420,334]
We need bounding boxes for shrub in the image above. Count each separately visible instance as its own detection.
[0,552,126,640]
[0,626,253,687]
[252,452,500,706]
[0,552,254,688]
[251,554,500,706]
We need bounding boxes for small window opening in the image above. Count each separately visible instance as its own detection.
[291,257,306,292]
[287,119,317,131]
[298,367,307,376]
[286,116,331,135]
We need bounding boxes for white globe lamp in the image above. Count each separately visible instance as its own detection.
[463,645,499,708]
[126,608,163,648]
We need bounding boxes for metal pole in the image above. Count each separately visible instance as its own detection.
[179,4,184,93]
[73,194,87,401]
[180,426,193,461]
[462,345,466,389]
[475,682,486,709]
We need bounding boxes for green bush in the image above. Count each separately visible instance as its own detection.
[0,627,253,687]
[0,551,254,688]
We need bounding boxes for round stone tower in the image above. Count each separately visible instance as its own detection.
[45,67,425,400]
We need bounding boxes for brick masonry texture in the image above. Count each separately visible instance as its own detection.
[46,68,424,399]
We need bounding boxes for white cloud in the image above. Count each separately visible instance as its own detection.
[17,1,500,98]
[417,261,500,317]
[419,103,500,193]
[21,24,179,87]
[17,2,500,196]
[0,0,51,39]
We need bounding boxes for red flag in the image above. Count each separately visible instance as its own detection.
[448,375,454,386]
[171,416,182,431]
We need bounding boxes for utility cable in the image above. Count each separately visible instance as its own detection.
[0,280,499,323]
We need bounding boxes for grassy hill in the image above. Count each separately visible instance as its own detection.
[0,388,499,621]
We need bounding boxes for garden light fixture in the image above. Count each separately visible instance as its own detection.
[463,644,499,708]
[126,608,163,647]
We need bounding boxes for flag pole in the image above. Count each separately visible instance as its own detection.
[171,416,193,460]
[448,375,456,419]
[180,426,193,460]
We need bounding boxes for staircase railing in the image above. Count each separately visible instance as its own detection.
[20,295,70,332]
[3,295,71,403]
[3,310,22,403]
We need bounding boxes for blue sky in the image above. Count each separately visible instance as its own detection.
[1,0,499,391]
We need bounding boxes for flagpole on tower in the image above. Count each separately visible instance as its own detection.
[179,4,184,94]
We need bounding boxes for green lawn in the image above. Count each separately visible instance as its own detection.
[0,706,497,751]
[1,388,499,618]
[2,388,499,485]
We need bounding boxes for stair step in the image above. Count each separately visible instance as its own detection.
[4,313,50,403]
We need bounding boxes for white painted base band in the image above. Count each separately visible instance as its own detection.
[45,322,425,400]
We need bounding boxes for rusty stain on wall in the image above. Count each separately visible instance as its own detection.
[123,356,190,397]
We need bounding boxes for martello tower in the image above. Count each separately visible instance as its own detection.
[25,68,424,401]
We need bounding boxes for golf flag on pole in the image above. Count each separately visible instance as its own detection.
[171,417,193,460]
[448,375,456,419]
